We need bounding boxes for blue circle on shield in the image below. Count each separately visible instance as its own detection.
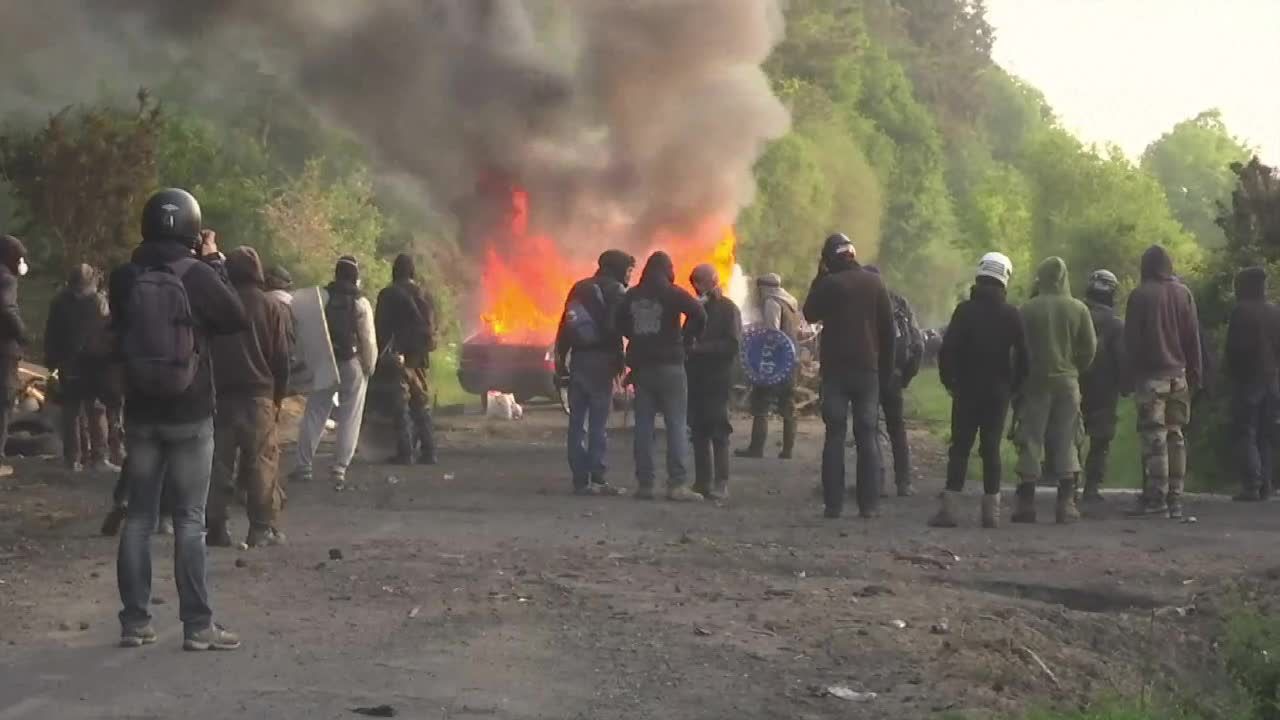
[741,327,797,386]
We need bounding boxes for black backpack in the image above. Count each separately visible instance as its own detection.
[891,293,924,382]
[565,282,606,349]
[122,258,200,396]
[326,289,360,362]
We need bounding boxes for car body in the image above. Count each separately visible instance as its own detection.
[457,333,560,405]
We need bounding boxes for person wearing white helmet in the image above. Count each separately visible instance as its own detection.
[930,252,1028,529]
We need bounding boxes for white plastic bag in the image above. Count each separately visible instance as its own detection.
[485,392,523,421]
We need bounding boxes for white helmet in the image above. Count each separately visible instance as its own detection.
[976,252,1014,287]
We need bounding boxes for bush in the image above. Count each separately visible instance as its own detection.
[1225,609,1280,719]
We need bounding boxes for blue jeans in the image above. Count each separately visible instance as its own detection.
[821,371,881,515]
[117,419,216,634]
[632,364,690,490]
[567,373,613,489]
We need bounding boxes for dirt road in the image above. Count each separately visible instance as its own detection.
[0,408,1275,719]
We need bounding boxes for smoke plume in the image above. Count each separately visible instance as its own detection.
[1,0,790,256]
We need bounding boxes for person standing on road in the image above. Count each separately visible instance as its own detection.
[616,251,707,502]
[802,233,895,520]
[685,264,742,500]
[1224,267,1280,502]
[206,247,292,549]
[738,273,801,460]
[376,254,439,466]
[1125,245,1201,519]
[1011,257,1096,525]
[294,256,377,490]
[45,264,121,473]
[555,250,634,496]
[1079,270,1127,504]
[0,234,29,478]
[109,188,248,651]
[865,265,924,498]
[930,252,1027,529]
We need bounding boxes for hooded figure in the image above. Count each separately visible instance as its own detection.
[1225,266,1280,501]
[375,253,439,466]
[45,264,118,472]
[555,249,635,495]
[295,255,377,489]
[685,263,742,499]
[803,233,896,519]
[206,246,292,549]
[1011,257,1096,525]
[932,254,1028,529]
[1124,245,1201,518]
[1078,269,1127,503]
[0,237,28,424]
[738,273,801,460]
[264,265,293,307]
[865,264,924,497]
[616,251,707,501]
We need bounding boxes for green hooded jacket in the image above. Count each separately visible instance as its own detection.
[1020,257,1097,385]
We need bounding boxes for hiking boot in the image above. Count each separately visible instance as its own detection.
[1166,500,1185,520]
[737,416,768,458]
[634,487,656,501]
[156,517,175,536]
[101,505,127,537]
[1011,482,1037,524]
[981,493,1001,529]
[246,525,285,548]
[666,487,705,503]
[928,490,960,528]
[119,624,158,648]
[1056,478,1081,525]
[1082,486,1105,504]
[183,624,241,651]
[206,521,233,548]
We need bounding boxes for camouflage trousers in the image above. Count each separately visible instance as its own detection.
[1135,374,1191,506]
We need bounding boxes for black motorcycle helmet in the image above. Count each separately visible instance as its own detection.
[141,188,202,248]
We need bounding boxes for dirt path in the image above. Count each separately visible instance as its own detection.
[0,408,1275,719]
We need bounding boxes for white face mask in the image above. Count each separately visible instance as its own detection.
[16,259,28,277]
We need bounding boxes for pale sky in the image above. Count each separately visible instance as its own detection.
[986,0,1278,163]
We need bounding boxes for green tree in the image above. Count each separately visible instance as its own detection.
[1142,110,1254,249]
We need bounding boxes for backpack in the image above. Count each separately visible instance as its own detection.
[122,258,200,397]
[326,289,360,362]
[564,282,606,349]
[891,293,924,380]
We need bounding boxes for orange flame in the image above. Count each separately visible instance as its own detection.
[476,189,736,346]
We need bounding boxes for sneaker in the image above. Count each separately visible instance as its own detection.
[120,624,158,648]
[572,485,599,497]
[183,624,241,651]
[206,522,233,548]
[92,460,122,474]
[634,487,656,501]
[666,487,706,503]
[246,526,285,548]
[156,517,175,536]
[290,468,313,484]
[101,506,127,537]
[331,470,347,492]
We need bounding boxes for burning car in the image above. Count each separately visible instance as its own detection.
[457,331,560,408]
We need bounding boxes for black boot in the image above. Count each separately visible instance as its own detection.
[710,438,730,500]
[779,417,797,460]
[736,416,767,458]
[206,519,233,548]
[692,436,712,496]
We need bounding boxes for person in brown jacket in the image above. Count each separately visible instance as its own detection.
[802,233,895,519]
[206,247,292,548]
[1124,245,1201,519]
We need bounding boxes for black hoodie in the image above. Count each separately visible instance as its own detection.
[617,252,706,369]
[1225,266,1280,391]
[375,253,437,367]
[45,264,109,373]
[938,278,1029,396]
[1124,245,1202,387]
[555,250,634,375]
[0,235,27,358]
[109,239,248,423]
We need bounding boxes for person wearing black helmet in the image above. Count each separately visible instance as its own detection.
[109,188,248,652]
[555,250,635,495]
[1079,269,1127,503]
[803,233,895,519]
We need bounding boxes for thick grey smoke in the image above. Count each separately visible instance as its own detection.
[2,0,790,256]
